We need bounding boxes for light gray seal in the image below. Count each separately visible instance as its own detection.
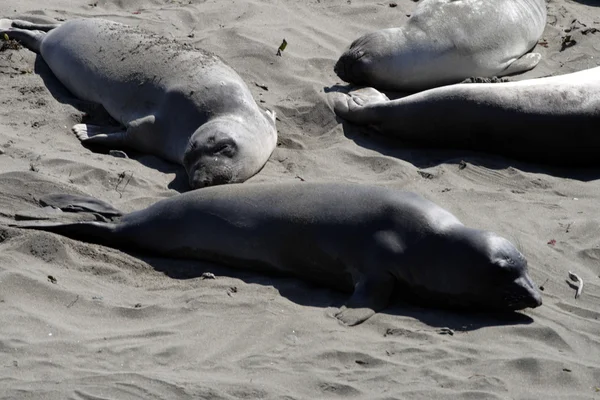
[0,18,277,188]
[12,182,542,326]
[331,67,600,166]
[334,0,547,92]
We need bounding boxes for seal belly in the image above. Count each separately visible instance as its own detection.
[39,19,186,122]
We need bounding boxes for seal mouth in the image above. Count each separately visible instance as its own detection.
[501,286,542,310]
[505,295,542,310]
[188,165,235,189]
[189,174,231,189]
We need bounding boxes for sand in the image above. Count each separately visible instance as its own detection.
[0,0,598,399]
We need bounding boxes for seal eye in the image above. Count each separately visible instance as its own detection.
[212,141,235,157]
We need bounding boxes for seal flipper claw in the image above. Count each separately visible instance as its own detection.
[500,53,542,76]
[72,124,127,147]
[335,272,395,326]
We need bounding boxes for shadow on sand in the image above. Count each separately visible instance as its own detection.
[136,252,536,331]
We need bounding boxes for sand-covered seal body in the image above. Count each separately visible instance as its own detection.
[331,67,600,166]
[335,0,547,91]
[1,18,277,188]
[13,182,542,325]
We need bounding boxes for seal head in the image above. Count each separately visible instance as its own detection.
[183,116,272,189]
[334,30,390,88]
[400,228,542,311]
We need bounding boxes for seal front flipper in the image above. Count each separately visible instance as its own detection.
[72,124,128,147]
[39,194,122,218]
[73,116,160,152]
[500,53,542,76]
[335,271,395,326]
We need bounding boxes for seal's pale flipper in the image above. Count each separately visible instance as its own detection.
[0,27,46,53]
[335,272,395,326]
[72,124,127,147]
[500,53,542,76]
[10,20,60,32]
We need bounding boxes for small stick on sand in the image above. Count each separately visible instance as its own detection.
[567,271,583,299]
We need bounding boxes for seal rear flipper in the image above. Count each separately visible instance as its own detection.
[334,272,395,326]
[10,20,60,32]
[1,27,46,53]
[39,193,122,218]
[11,221,122,249]
[500,53,542,76]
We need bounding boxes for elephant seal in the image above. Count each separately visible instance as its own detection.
[331,67,600,166]
[12,182,542,326]
[334,0,547,92]
[0,18,277,189]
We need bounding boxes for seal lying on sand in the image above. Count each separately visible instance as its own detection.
[12,182,542,326]
[0,18,277,189]
[331,67,600,167]
[335,0,547,92]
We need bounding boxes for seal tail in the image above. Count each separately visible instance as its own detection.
[14,221,123,249]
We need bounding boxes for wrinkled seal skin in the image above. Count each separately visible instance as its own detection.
[335,0,547,92]
[0,18,277,189]
[331,67,600,167]
[13,182,542,326]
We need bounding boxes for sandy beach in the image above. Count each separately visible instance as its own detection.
[0,0,599,398]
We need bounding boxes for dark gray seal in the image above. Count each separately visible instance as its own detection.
[331,67,600,166]
[12,182,542,326]
[0,18,277,188]
[334,0,547,92]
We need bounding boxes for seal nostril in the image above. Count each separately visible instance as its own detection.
[527,291,543,308]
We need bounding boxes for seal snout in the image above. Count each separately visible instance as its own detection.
[188,164,234,189]
[523,288,543,309]
[522,273,543,309]
[334,45,368,85]
[508,274,543,310]
[530,292,543,308]
[189,173,229,189]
